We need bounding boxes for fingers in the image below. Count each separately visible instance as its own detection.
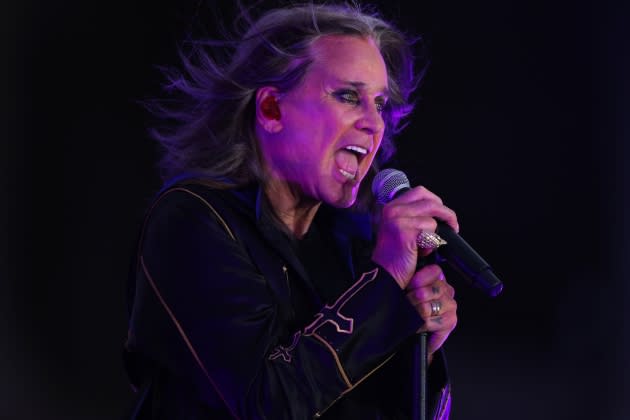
[417,309,457,335]
[422,314,458,356]
[406,284,455,312]
[407,264,450,291]
[416,304,457,355]
[405,264,458,355]
[371,186,458,289]
[391,185,443,205]
[386,186,459,233]
[414,298,457,321]
[377,187,459,259]
[406,265,456,308]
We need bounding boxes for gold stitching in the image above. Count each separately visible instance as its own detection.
[315,352,397,418]
[311,332,353,388]
[134,187,236,278]
[140,256,241,420]
[169,187,236,241]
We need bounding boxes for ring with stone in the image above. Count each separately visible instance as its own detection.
[416,231,447,249]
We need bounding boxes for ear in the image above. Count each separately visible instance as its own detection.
[255,87,282,134]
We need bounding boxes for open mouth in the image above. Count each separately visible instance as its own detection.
[337,145,368,181]
[344,145,368,160]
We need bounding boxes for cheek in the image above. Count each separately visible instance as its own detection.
[374,130,385,149]
[368,135,385,163]
[362,152,377,170]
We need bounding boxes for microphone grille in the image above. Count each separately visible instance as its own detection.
[371,168,411,204]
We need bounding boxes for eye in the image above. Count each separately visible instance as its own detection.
[334,89,360,105]
[375,97,388,114]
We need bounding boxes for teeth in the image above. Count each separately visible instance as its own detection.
[339,168,356,180]
[345,145,368,155]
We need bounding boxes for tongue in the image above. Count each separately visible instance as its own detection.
[335,150,359,177]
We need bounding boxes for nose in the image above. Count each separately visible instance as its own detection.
[355,102,385,135]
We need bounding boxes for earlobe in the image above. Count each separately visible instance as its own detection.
[263,121,282,134]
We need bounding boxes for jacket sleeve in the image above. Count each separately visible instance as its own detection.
[127,188,427,419]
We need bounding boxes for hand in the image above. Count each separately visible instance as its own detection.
[371,186,458,288]
[406,264,457,360]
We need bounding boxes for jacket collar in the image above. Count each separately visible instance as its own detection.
[163,174,373,301]
[253,184,374,281]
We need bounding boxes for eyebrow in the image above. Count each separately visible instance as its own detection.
[339,80,390,98]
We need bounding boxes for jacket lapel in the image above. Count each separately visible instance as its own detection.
[229,185,374,311]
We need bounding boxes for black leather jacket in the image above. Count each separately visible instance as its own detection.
[124,179,451,419]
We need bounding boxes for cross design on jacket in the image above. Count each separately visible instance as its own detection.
[303,268,379,336]
[269,331,301,363]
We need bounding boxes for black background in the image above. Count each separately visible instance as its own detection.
[4,0,629,419]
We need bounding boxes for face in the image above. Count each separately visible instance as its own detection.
[259,35,389,208]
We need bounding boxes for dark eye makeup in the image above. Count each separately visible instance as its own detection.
[333,89,360,105]
[332,89,387,113]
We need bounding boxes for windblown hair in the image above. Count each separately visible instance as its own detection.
[148,2,424,204]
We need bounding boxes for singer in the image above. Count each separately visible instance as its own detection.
[125,2,459,419]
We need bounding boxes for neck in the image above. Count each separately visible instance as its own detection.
[263,179,321,239]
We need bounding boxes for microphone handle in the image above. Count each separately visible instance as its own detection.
[390,185,503,297]
[434,222,503,297]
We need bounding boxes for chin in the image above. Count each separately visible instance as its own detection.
[337,198,356,209]
[327,186,358,208]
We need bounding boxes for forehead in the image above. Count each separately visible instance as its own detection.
[307,35,389,91]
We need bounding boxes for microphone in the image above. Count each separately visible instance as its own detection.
[372,168,503,297]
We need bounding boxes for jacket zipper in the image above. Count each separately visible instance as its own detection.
[282,265,295,321]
